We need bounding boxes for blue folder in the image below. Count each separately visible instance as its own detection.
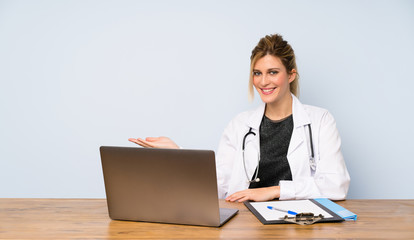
[314,198,357,221]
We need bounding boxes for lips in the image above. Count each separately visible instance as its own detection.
[261,87,276,95]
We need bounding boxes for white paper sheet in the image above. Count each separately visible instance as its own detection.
[250,200,333,221]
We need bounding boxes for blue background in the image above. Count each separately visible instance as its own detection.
[1,0,413,198]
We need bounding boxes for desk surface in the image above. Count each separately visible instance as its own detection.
[1,199,413,239]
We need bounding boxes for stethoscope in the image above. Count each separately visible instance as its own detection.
[242,124,316,183]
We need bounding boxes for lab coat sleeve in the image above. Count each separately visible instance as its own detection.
[216,120,238,199]
[279,111,350,200]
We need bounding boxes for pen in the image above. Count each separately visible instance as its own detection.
[267,206,297,215]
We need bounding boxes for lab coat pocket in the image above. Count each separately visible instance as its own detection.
[287,143,312,178]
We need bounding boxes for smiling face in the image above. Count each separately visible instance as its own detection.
[252,54,296,106]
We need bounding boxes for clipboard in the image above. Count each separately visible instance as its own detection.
[244,199,345,224]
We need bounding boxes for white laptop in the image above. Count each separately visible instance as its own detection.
[100,146,238,227]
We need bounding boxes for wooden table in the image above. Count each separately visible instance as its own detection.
[1,199,413,239]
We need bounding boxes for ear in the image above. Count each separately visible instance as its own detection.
[288,69,297,83]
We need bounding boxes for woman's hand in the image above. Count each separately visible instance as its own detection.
[225,186,280,202]
[128,137,180,149]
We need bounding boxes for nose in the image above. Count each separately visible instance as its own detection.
[261,73,270,85]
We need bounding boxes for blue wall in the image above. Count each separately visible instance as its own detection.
[1,0,413,198]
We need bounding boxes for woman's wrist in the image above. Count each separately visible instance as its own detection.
[269,186,281,200]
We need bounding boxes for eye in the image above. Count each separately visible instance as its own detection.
[269,71,279,75]
[253,71,262,76]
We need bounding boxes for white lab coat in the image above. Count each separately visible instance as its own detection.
[216,94,350,200]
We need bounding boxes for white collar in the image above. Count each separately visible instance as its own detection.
[246,93,311,130]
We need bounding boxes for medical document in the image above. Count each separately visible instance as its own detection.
[249,200,332,221]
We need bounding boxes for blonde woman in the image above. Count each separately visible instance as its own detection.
[129,34,350,202]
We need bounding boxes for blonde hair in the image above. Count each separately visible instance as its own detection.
[248,34,299,101]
